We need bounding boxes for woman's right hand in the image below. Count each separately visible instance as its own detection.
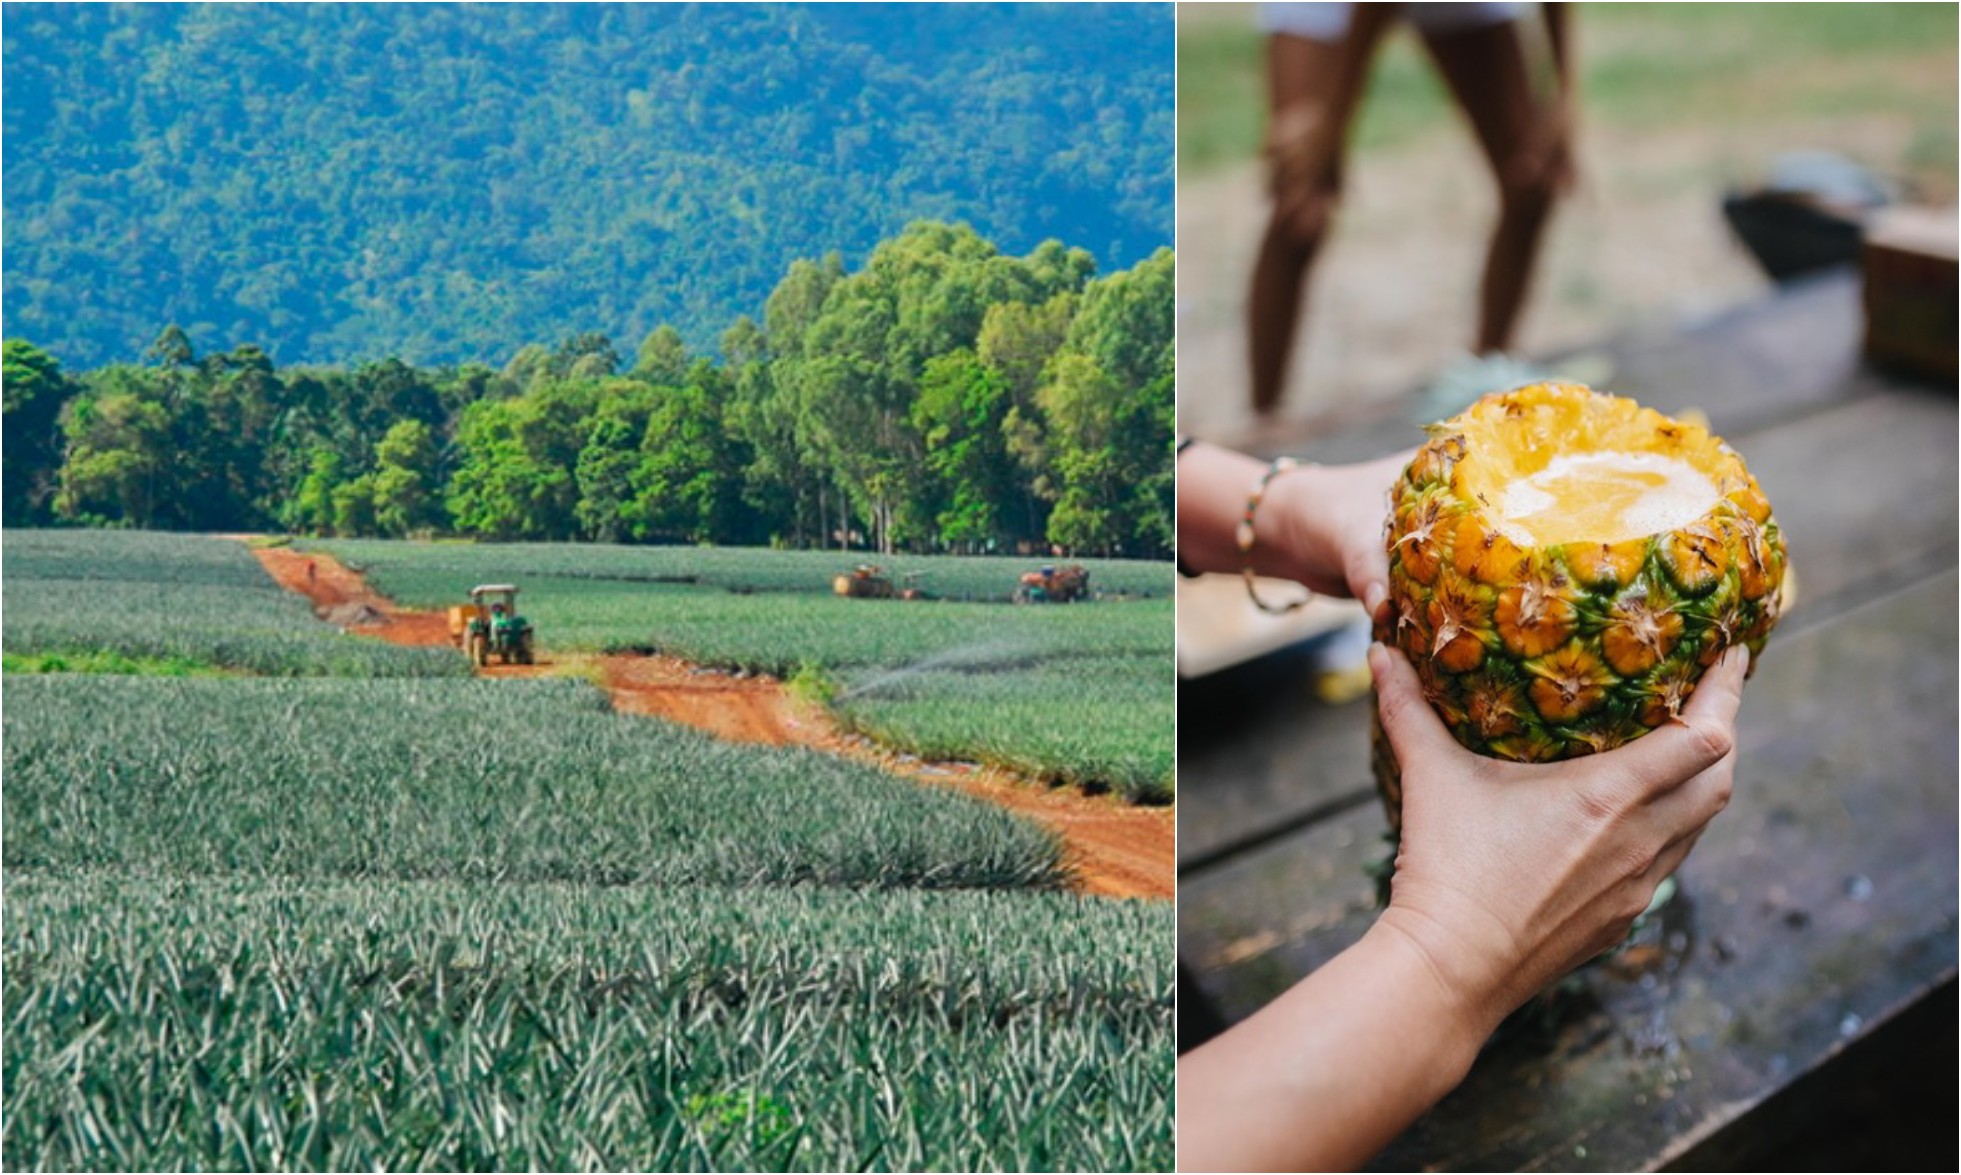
[1367,641,1749,1037]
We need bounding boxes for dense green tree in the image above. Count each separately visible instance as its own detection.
[1063,246,1175,396]
[15,224,1173,558]
[1038,353,1129,553]
[980,293,1075,544]
[330,474,380,537]
[503,345,553,389]
[773,223,1088,552]
[1116,371,1177,555]
[351,359,443,432]
[144,325,195,370]
[574,382,658,544]
[446,381,589,540]
[552,333,620,381]
[913,350,1014,550]
[53,376,174,527]
[285,446,345,535]
[718,316,796,544]
[372,420,443,537]
[627,363,746,544]
[756,255,847,544]
[2,340,75,523]
[175,342,283,529]
[632,325,689,385]
[1032,247,1174,555]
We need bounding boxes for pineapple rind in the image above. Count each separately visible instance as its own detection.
[1374,383,1786,834]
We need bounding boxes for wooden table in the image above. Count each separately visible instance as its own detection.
[1177,270,1959,1171]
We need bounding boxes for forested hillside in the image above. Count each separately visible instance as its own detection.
[4,224,1174,556]
[2,3,1171,367]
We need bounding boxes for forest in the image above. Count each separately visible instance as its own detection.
[2,3,1172,368]
[4,223,1174,557]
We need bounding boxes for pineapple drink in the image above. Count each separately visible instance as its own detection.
[1372,382,1786,834]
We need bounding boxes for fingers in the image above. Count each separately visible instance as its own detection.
[1623,760,1728,931]
[1647,826,1706,890]
[1347,542,1389,624]
[1582,829,1706,958]
[1641,746,1735,841]
[1613,646,1750,799]
[1347,451,1414,623]
[1368,643,1464,766]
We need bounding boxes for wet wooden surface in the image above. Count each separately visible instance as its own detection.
[1177,269,1960,1170]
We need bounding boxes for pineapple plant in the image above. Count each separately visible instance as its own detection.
[1373,381,1786,833]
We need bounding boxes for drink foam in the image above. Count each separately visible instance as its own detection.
[1495,451,1721,547]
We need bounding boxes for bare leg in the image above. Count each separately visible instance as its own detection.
[1247,11,1395,416]
[1420,20,1563,354]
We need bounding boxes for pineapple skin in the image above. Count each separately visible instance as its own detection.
[1373,383,1786,835]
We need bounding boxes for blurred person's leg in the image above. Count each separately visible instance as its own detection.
[1419,9,1565,354]
[1248,4,1395,416]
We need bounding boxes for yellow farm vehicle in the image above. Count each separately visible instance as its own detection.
[833,566,928,600]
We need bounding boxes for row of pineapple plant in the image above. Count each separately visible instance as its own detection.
[5,874,1172,1172]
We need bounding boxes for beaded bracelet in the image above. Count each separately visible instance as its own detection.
[1239,456,1315,614]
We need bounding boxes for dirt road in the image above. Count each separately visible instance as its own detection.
[252,544,1175,900]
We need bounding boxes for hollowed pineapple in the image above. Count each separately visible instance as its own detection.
[1373,382,1786,833]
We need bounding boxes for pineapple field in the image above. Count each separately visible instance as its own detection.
[831,654,1173,803]
[6,676,1062,891]
[5,877,1171,1171]
[305,538,1176,801]
[309,538,1176,602]
[3,531,465,679]
[1,531,1176,1170]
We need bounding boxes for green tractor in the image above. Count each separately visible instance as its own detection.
[452,584,535,666]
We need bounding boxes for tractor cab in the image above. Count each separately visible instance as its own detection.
[457,584,535,665]
[1015,563,1091,604]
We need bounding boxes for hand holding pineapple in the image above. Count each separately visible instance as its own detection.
[1369,637,1747,1034]
[1178,640,1747,1173]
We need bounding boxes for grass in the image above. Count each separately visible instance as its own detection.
[2,649,227,676]
[1178,2,1957,190]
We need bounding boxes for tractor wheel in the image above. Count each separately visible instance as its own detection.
[467,634,488,667]
[517,635,535,665]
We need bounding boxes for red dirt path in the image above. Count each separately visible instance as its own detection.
[250,544,1174,900]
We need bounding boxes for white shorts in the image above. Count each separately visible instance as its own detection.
[1260,2,1527,42]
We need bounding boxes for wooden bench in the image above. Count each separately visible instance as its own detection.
[1177,270,1959,1170]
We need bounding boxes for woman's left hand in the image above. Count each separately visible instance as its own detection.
[1264,450,1412,623]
